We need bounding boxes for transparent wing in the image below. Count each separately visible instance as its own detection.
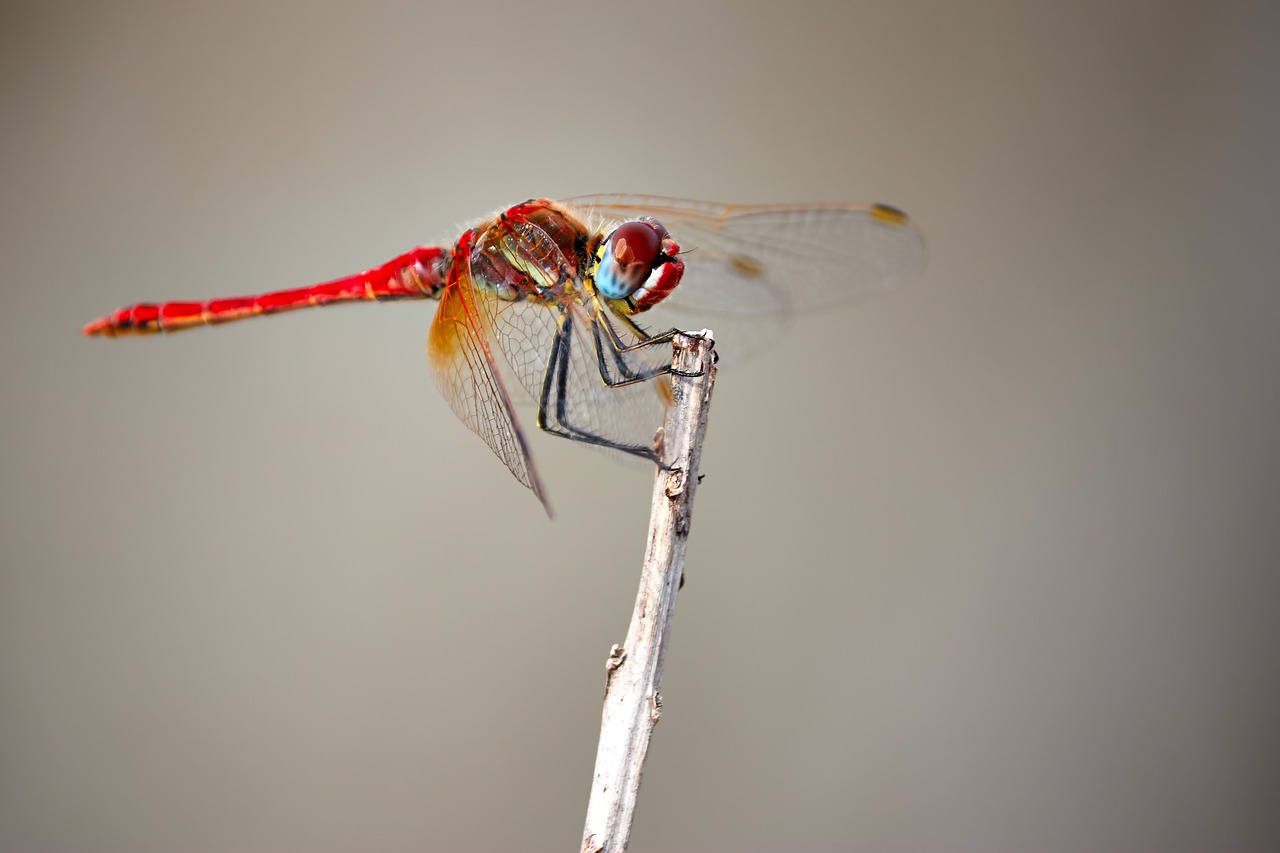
[486,296,674,461]
[561,194,927,315]
[426,267,550,513]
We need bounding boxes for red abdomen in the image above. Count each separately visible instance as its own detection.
[83,246,449,336]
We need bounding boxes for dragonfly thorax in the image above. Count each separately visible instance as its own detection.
[463,200,595,303]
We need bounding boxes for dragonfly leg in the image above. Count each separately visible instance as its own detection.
[536,311,658,459]
[593,310,706,382]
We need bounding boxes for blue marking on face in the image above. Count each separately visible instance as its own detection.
[595,242,632,300]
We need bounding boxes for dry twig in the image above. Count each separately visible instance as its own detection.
[581,331,717,853]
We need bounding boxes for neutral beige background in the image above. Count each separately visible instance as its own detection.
[3,1,1277,850]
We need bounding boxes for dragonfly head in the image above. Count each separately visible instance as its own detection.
[592,219,684,315]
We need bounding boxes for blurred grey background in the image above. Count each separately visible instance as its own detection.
[3,1,1277,850]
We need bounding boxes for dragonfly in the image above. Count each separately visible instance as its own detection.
[83,194,925,513]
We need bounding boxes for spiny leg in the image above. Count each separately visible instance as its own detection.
[592,309,706,383]
[536,310,657,459]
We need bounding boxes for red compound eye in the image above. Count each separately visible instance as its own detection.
[609,221,661,270]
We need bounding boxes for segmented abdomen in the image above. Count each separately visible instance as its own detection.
[83,246,449,336]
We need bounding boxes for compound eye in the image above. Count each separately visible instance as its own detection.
[611,221,662,272]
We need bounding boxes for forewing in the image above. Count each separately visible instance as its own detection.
[561,194,927,314]
[426,274,550,512]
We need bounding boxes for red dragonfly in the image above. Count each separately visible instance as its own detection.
[84,195,925,513]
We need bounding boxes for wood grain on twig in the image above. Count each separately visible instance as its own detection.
[581,331,716,853]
